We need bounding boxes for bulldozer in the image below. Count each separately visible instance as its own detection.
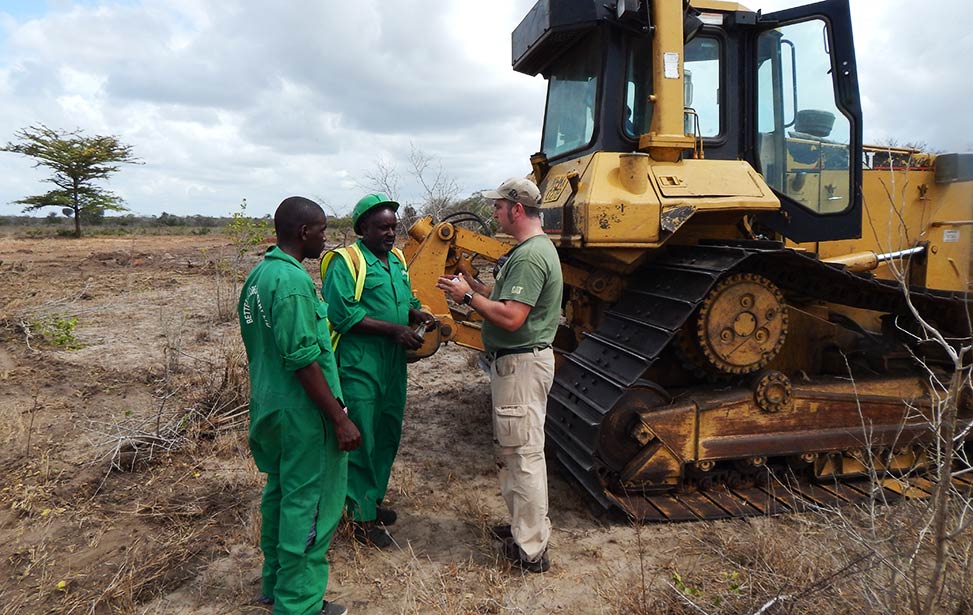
[403,0,973,520]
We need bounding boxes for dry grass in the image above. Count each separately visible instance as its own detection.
[0,477,225,615]
[594,492,973,615]
[80,521,214,614]
[393,548,509,615]
[0,343,257,615]
[80,335,250,485]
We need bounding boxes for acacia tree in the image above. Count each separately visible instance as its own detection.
[2,125,140,237]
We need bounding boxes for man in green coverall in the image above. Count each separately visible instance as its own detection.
[321,193,436,548]
[239,196,361,615]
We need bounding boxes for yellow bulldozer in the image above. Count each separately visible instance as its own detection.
[403,0,973,520]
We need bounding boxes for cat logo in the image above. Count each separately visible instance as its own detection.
[543,175,568,203]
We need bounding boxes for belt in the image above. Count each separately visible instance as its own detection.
[490,345,551,359]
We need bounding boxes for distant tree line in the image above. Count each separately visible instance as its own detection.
[2,126,493,239]
[0,211,354,230]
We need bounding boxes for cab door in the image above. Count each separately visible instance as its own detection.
[749,0,863,242]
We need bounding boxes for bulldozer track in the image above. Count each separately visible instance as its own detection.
[605,472,973,522]
[546,241,971,520]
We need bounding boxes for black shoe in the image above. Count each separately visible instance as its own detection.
[376,506,397,526]
[501,537,550,573]
[353,522,393,548]
[255,595,346,614]
[321,600,348,615]
[489,524,512,541]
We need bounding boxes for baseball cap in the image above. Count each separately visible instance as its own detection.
[482,177,541,209]
[352,193,399,234]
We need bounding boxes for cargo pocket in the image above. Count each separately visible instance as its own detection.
[494,404,529,448]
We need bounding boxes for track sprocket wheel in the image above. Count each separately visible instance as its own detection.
[753,369,792,413]
[695,273,788,375]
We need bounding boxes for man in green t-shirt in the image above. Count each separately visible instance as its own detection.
[438,178,563,574]
[322,193,436,548]
[238,196,361,615]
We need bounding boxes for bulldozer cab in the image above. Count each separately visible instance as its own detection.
[514,0,864,243]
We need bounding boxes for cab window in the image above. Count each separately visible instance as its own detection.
[624,35,721,139]
[757,19,852,214]
[624,35,651,138]
[684,36,721,137]
[542,33,600,158]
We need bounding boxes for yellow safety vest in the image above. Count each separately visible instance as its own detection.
[320,243,408,350]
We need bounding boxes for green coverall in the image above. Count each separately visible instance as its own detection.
[321,239,420,522]
[239,246,348,615]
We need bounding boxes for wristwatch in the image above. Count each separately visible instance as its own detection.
[462,291,475,306]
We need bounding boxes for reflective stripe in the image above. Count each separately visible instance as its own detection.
[319,244,409,350]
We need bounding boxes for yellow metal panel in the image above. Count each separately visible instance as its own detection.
[451,322,485,351]
[651,160,768,198]
[539,154,779,256]
[581,153,662,244]
[641,404,699,464]
[796,168,973,293]
[585,201,661,243]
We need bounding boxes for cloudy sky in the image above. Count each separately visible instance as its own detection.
[0,0,969,218]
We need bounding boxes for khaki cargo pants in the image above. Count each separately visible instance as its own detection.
[489,347,555,562]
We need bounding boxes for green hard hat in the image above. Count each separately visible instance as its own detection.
[352,193,399,234]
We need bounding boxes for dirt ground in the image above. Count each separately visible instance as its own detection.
[1,233,957,615]
[0,233,692,615]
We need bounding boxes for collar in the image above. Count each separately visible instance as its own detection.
[356,239,401,268]
[507,233,545,257]
[265,245,304,268]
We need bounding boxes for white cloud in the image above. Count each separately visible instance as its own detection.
[0,0,968,219]
[0,0,549,217]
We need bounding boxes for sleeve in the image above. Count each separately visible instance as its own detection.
[495,253,545,307]
[272,290,323,371]
[321,257,368,334]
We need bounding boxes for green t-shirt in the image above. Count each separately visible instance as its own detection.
[238,246,344,418]
[481,234,563,353]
